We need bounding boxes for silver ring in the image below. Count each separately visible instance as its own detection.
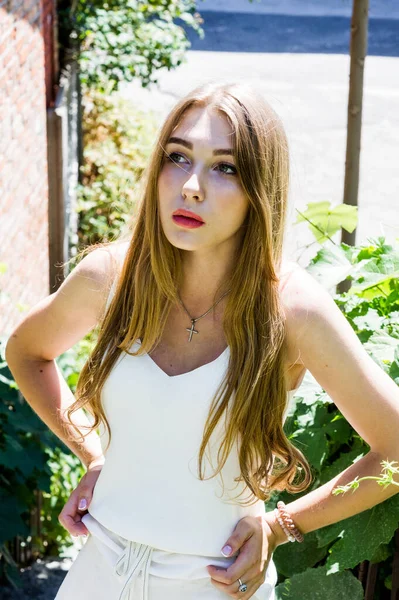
[238,578,247,593]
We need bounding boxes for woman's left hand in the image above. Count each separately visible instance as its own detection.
[206,515,279,599]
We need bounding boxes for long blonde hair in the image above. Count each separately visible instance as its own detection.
[68,81,312,504]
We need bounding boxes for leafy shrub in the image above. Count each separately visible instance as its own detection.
[0,322,96,589]
[76,87,159,248]
[269,234,399,599]
[0,335,62,588]
[58,0,204,91]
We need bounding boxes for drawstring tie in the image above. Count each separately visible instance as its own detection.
[114,539,154,600]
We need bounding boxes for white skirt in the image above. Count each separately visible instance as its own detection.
[54,512,278,600]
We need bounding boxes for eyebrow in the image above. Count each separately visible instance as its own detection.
[167,136,234,156]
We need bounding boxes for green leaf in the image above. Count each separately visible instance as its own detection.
[324,415,352,445]
[0,378,18,401]
[364,330,399,365]
[352,308,386,333]
[317,494,399,569]
[355,237,393,261]
[369,543,391,564]
[0,494,30,544]
[275,565,364,599]
[329,204,359,233]
[2,399,48,435]
[290,404,347,470]
[273,531,327,577]
[305,243,355,290]
[389,357,399,385]
[295,201,358,244]
[0,435,47,476]
[292,427,329,470]
[349,253,399,300]
[289,370,331,408]
[319,441,367,485]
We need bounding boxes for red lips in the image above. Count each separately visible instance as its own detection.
[172,208,205,223]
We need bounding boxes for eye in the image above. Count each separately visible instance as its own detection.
[216,163,237,176]
[167,152,187,164]
[166,152,237,176]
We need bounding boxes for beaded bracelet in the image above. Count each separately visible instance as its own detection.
[274,501,304,543]
[274,508,296,542]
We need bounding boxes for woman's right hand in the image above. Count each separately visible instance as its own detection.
[58,458,105,538]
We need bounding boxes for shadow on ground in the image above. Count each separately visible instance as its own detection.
[1,556,71,600]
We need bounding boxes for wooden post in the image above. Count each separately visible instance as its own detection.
[338,0,369,294]
[391,528,399,599]
[364,562,378,600]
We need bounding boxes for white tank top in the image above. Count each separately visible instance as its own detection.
[88,277,300,556]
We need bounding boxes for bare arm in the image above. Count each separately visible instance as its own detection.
[266,266,399,546]
[5,247,118,469]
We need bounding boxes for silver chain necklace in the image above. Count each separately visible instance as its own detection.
[177,289,231,342]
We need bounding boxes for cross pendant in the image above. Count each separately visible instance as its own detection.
[186,320,199,342]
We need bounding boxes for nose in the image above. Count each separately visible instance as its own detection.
[182,172,204,202]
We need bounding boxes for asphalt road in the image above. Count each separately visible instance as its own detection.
[196,0,399,20]
[184,12,399,57]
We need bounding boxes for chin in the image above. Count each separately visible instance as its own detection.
[162,230,199,251]
[169,238,199,251]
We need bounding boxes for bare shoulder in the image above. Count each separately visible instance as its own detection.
[73,240,129,293]
[55,238,130,328]
[279,259,326,313]
[78,240,129,276]
[278,259,329,367]
[278,259,303,289]
[5,241,130,361]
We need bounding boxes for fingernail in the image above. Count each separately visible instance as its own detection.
[221,545,232,557]
[78,498,87,510]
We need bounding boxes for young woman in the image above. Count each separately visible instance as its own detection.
[6,81,399,600]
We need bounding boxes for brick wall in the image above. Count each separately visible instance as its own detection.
[0,0,57,336]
